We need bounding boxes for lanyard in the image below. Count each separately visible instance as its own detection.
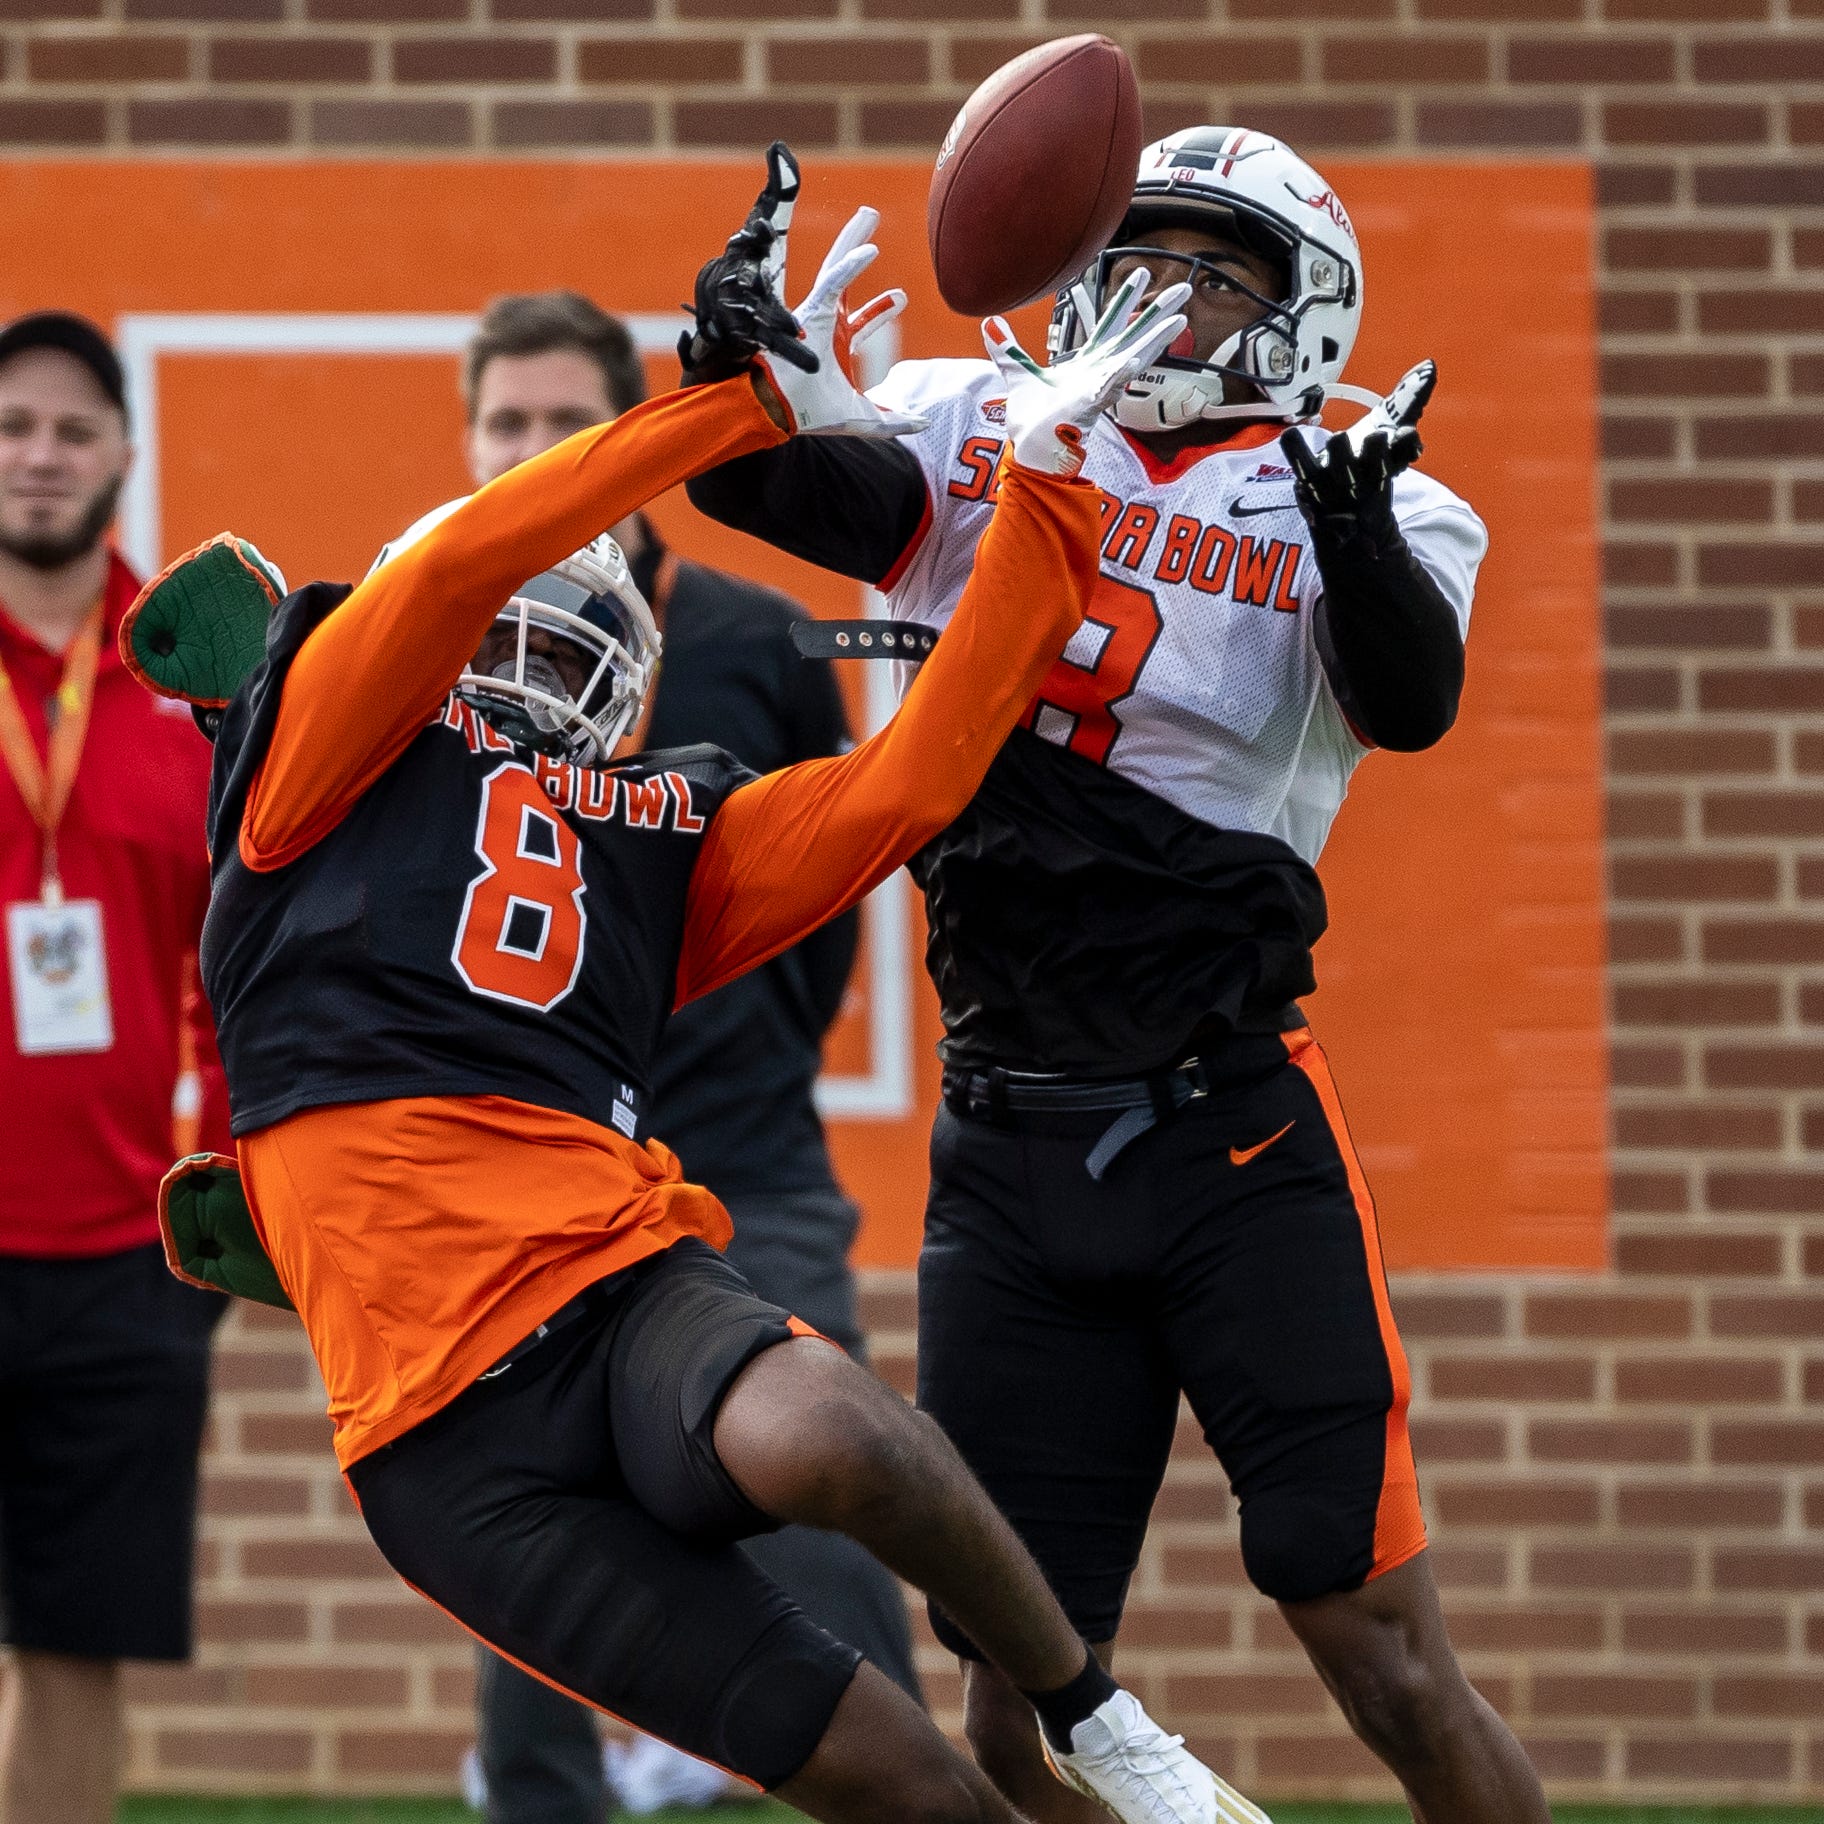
[0,602,102,903]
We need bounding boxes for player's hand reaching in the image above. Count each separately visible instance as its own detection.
[752,205,925,439]
[678,141,815,382]
[983,269,1192,479]
[1280,359,1436,553]
[679,143,924,441]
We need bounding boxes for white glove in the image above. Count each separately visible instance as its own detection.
[754,206,927,440]
[983,270,1192,478]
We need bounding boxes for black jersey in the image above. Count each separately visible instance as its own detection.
[201,584,751,1138]
[912,729,1326,1075]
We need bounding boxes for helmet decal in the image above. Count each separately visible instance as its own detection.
[1297,187,1356,244]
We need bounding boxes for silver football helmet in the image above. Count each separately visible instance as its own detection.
[370,504,660,764]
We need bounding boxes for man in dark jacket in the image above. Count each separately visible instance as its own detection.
[458,290,920,1822]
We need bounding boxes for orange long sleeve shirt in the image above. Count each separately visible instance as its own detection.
[228,377,1100,1467]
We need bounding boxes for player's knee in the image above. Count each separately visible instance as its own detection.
[798,1384,925,1530]
[894,1761,1006,1824]
[1240,1491,1372,1605]
[1325,1642,1460,1769]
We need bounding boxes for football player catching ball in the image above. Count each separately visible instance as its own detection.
[683,131,1551,1824]
[156,204,1283,1824]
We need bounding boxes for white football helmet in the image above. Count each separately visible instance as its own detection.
[1049,126,1371,433]
[370,503,661,764]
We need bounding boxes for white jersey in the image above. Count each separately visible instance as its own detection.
[869,358,1487,865]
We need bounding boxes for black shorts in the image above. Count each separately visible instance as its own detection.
[0,1241,224,1661]
[346,1238,861,1792]
[917,1028,1424,1654]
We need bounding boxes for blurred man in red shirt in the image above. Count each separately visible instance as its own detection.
[0,313,229,1824]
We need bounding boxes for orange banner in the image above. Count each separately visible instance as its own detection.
[0,157,1604,1269]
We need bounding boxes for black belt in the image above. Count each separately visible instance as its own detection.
[944,1058,1213,1182]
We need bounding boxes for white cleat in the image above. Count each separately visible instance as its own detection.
[1043,1688,1273,1824]
[604,1732,759,1814]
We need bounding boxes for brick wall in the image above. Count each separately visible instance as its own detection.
[35,0,1813,1802]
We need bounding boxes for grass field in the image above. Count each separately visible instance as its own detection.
[116,1802,1824,1823]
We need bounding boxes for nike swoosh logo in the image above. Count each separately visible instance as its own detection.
[1229,497,1296,518]
[1230,1121,1294,1167]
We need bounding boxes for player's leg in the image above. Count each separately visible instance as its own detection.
[597,1189,926,1813]
[614,1237,1225,1824]
[1278,1551,1549,1824]
[724,1186,923,1701]
[906,1103,1187,1823]
[0,1247,219,1824]
[349,1268,1019,1824]
[1162,1031,1549,1823]
[0,1650,121,1824]
[611,1210,1093,1697]
[960,1646,1116,1824]
[778,1659,1018,1823]
[714,1329,1086,1693]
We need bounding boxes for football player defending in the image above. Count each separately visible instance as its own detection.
[683,135,1551,1824]
[164,210,1267,1824]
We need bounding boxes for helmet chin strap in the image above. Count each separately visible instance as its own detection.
[1111,375,1392,435]
[1317,382,1385,411]
[1192,379,1386,423]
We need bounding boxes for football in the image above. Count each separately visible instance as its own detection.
[928,34,1144,318]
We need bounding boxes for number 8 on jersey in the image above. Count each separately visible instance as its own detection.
[453,764,589,1011]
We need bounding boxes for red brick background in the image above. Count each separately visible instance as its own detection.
[7,0,1808,1801]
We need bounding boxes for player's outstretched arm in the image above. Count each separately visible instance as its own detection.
[1282,362,1480,753]
[680,141,932,584]
[241,376,788,871]
[674,276,1191,1005]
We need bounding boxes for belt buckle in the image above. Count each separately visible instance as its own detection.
[967,1068,1012,1125]
[1178,1054,1208,1100]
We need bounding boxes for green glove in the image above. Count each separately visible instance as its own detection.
[119,533,286,710]
[158,1152,294,1311]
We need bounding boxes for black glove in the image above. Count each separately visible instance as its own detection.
[1279,358,1434,558]
[1281,361,1464,752]
[678,141,820,384]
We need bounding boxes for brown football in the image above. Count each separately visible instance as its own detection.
[928,34,1144,318]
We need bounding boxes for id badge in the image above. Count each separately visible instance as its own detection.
[6,895,113,1055]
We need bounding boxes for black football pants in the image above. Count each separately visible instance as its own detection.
[475,1188,921,1824]
[918,1028,1425,1652]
